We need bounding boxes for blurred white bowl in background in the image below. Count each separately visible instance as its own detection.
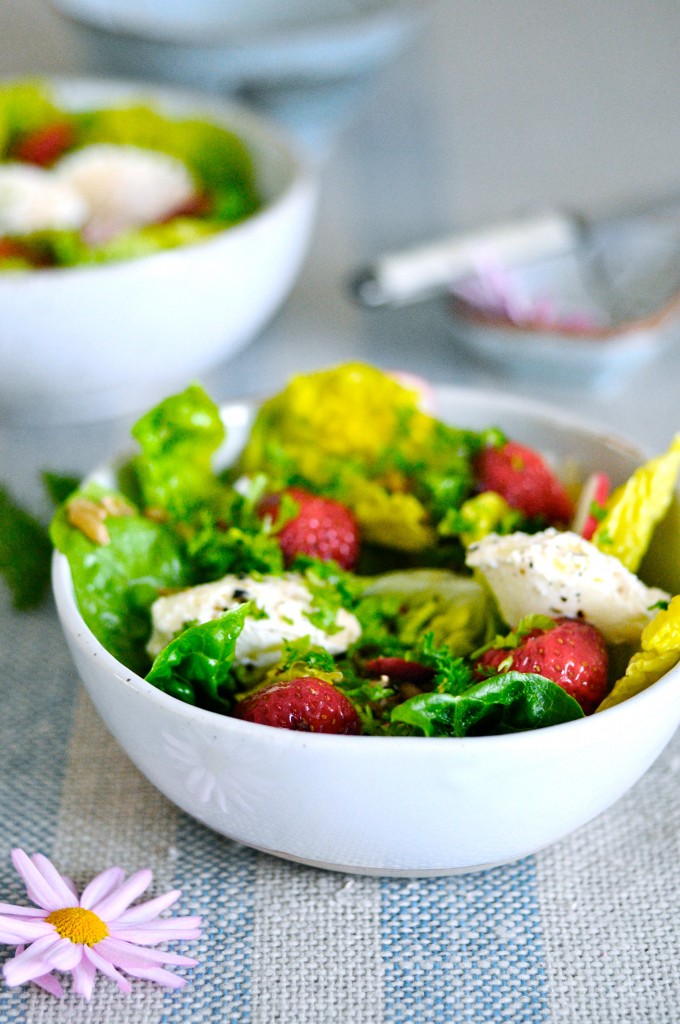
[50,0,428,96]
[0,77,319,424]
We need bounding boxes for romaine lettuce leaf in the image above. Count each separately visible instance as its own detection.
[146,603,249,710]
[50,486,188,673]
[592,435,680,572]
[358,568,498,656]
[597,595,680,710]
[130,384,225,520]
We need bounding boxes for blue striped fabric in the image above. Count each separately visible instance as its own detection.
[0,599,563,1023]
[0,602,80,1023]
[4,588,680,1023]
[381,864,548,1024]
[161,818,257,1024]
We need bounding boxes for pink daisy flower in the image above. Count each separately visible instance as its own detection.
[0,849,201,1001]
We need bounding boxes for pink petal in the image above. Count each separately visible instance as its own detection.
[0,916,53,943]
[45,937,84,973]
[71,956,97,1001]
[90,869,152,921]
[96,937,197,969]
[83,945,131,994]
[10,945,65,999]
[110,917,202,944]
[3,934,64,986]
[60,874,79,899]
[0,904,47,917]
[114,889,182,925]
[11,850,66,912]
[79,867,126,910]
[30,854,79,907]
[31,969,65,998]
[123,964,188,989]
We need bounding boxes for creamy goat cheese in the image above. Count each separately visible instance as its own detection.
[147,572,361,668]
[465,528,669,644]
[0,164,87,235]
[55,144,196,243]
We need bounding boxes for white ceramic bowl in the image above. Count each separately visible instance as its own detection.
[0,78,318,423]
[51,387,680,876]
[50,0,426,94]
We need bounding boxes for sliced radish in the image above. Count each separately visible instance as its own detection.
[572,471,610,540]
[388,370,437,412]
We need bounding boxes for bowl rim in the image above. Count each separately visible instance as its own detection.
[51,381,678,752]
[447,287,680,349]
[49,0,427,47]
[0,74,318,283]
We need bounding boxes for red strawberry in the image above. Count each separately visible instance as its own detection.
[364,656,435,686]
[258,488,360,570]
[0,239,27,261]
[475,616,609,715]
[474,440,574,524]
[236,676,361,734]
[14,122,74,166]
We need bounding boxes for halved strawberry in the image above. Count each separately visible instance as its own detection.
[14,122,74,166]
[236,676,361,733]
[0,239,27,261]
[258,488,360,570]
[475,616,609,714]
[363,656,434,686]
[474,439,574,524]
[571,471,610,541]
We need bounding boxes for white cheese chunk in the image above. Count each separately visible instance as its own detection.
[55,143,196,243]
[465,528,669,645]
[147,572,361,669]
[0,164,87,235]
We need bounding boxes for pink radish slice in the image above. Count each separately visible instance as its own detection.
[388,370,437,413]
[572,471,610,540]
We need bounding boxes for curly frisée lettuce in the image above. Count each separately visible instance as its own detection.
[49,366,680,736]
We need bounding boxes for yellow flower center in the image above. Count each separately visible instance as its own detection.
[45,907,109,946]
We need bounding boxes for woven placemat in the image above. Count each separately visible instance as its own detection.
[1,592,679,1024]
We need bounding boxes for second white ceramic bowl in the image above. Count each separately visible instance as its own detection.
[0,78,318,423]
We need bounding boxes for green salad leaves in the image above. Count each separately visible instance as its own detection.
[0,484,52,610]
[0,80,261,271]
[392,672,584,737]
[146,604,250,710]
[50,485,188,674]
[47,367,654,737]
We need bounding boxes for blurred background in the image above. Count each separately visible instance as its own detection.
[3,0,680,454]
